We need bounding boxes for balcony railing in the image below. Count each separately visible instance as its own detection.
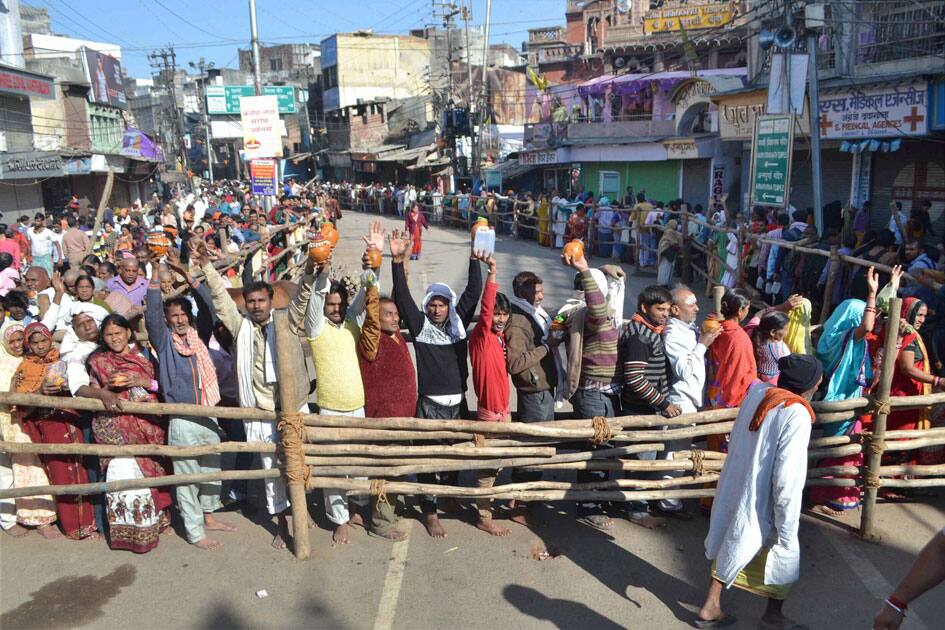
[528,26,565,43]
[857,1,945,65]
[533,44,584,64]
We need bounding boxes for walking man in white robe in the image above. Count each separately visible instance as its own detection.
[695,354,823,629]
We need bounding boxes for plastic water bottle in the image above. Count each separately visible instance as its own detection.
[473,222,496,257]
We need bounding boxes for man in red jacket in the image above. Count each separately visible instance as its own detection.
[469,254,513,536]
[357,225,415,541]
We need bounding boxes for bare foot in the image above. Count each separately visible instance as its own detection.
[333,522,351,545]
[203,514,237,532]
[476,518,510,537]
[629,514,666,530]
[308,516,316,529]
[271,516,289,550]
[423,513,447,539]
[372,528,407,541]
[5,524,30,537]
[38,524,61,540]
[348,511,366,529]
[83,532,101,541]
[193,537,223,550]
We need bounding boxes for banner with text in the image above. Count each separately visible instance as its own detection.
[250,159,277,195]
[241,95,282,159]
[818,81,928,139]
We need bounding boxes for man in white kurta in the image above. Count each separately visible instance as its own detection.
[696,354,822,629]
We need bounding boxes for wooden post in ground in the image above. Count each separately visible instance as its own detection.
[819,245,840,325]
[85,168,115,258]
[272,309,311,560]
[735,225,746,289]
[681,211,691,283]
[712,284,725,315]
[860,296,901,540]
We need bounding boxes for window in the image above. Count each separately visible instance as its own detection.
[269,57,283,72]
[599,171,620,200]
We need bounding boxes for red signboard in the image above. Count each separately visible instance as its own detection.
[0,68,54,100]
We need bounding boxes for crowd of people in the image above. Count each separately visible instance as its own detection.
[0,176,942,629]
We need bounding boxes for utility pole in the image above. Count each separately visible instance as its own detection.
[249,0,262,95]
[149,47,187,173]
[807,4,825,233]
[472,0,491,188]
[434,1,462,192]
[191,58,215,182]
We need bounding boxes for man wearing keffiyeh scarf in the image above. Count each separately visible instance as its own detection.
[145,263,234,550]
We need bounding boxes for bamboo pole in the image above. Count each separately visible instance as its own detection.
[305,427,475,442]
[273,309,310,560]
[876,478,945,488]
[712,284,724,315]
[882,436,945,451]
[681,211,691,283]
[85,168,115,258]
[0,391,277,422]
[0,441,276,457]
[303,444,556,458]
[0,469,279,500]
[878,464,945,477]
[808,444,862,459]
[819,245,840,325]
[860,296,901,540]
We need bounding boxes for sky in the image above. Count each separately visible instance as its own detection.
[34,0,567,79]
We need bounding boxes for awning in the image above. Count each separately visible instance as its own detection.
[349,144,407,161]
[483,158,539,181]
[372,145,432,163]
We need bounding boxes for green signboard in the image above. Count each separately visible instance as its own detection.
[749,114,794,208]
[206,85,296,115]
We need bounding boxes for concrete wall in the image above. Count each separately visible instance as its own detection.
[581,159,681,206]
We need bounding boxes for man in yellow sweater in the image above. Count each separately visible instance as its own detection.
[303,228,382,545]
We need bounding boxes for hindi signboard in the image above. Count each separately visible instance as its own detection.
[206,85,296,115]
[643,3,735,34]
[817,81,928,139]
[241,95,282,159]
[250,159,277,195]
[750,114,794,209]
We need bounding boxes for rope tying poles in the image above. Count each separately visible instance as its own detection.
[591,416,614,447]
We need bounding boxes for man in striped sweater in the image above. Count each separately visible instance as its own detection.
[561,250,624,531]
[620,285,681,529]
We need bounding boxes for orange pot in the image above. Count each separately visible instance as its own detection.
[147,233,171,257]
[701,317,722,334]
[308,236,333,264]
[562,239,584,261]
[365,247,382,269]
[321,223,339,247]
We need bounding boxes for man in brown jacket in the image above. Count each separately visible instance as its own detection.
[505,271,560,525]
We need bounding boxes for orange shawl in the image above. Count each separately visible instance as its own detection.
[708,319,757,408]
[749,386,815,432]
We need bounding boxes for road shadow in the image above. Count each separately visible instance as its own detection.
[504,583,624,630]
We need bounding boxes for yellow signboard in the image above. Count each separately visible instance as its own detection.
[644,3,736,34]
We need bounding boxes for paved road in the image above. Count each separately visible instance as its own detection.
[2,212,943,629]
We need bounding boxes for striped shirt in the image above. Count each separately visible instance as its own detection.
[620,318,671,413]
[578,271,620,386]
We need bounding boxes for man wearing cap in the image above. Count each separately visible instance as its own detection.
[695,354,823,629]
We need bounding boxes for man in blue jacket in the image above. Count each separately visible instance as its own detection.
[145,252,237,550]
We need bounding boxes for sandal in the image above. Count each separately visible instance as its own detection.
[692,613,736,628]
[577,514,614,531]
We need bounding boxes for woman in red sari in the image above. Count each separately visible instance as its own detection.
[12,322,97,540]
[405,202,429,260]
[85,313,172,553]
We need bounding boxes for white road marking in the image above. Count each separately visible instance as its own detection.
[822,528,927,630]
[373,524,412,630]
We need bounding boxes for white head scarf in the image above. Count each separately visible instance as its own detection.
[588,268,625,319]
[421,283,466,341]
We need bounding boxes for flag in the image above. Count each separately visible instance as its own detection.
[527,66,550,91]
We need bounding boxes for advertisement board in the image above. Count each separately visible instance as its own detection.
[81,47,127,109]
[644,3,735,34]
[818,81,928,139]
[250,159,277,195]
[241,95,282,159]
